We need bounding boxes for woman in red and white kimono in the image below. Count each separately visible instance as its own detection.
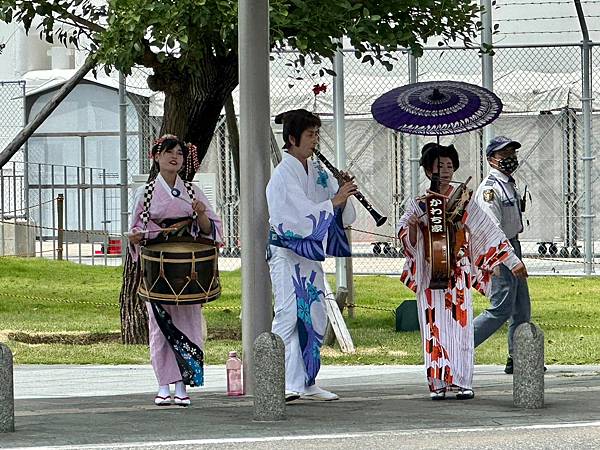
[397,143,527,400]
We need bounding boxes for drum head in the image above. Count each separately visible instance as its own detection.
[145,242,215,253]
[146,234,219,248]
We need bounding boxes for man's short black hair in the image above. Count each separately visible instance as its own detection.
[274,109,321,149]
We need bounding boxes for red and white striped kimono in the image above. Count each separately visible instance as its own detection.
[397,193,520,392]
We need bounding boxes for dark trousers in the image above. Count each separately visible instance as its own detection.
[473,238,531,355]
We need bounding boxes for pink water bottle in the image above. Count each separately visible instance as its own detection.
[226,351,243,396]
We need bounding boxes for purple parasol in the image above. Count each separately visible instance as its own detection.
[371,81,503,136]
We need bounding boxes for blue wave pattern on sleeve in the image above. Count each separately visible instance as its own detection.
[275,210,333,261]
[316,166,329,188]
[292,264,324,387]
[326,207,351,257]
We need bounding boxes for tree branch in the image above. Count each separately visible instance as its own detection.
[44,3,106,34]
[52,18,94,40]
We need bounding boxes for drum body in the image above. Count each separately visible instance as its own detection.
[139,241,221,304]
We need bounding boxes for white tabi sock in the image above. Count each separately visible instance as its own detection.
[174,381,187,398]
[157,384,170,398]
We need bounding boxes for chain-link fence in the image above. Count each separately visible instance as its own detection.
[123,67,162,184]
[1,43,598,275]
[0,80,26,236]
[122,43,599,275]
[0,81,24,150]
[252,43,598,275]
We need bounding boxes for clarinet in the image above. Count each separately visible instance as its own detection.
[313,149,387,227]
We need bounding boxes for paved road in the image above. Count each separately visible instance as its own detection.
[2,365,600,449]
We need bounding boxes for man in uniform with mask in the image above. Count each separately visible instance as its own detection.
[473,136,536,374]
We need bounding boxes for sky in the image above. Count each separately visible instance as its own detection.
[489,0,600,45]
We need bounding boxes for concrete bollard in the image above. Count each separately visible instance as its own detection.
[253,332,286,421]
[513,322,544,409]
[0,343,15,432]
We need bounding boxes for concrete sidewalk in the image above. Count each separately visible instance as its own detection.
[3,365,600,449]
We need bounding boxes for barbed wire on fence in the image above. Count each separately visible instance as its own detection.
[502,1,596,5]
[498,15,600,22]
[498,30,600,35]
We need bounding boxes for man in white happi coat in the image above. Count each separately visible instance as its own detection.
[267,109,357,401]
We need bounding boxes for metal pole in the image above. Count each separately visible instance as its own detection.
[481,0,494,182]
[12,163,17,249]
[76,164,82,263]
[22,82,30,255]
[562,109,570,251]
[90,167,95,265]
[80,136,86,232]
[102,169,107,266]
[36,164,42,256]
[408,54,419,197]
[64,166,69,260]
[57,193,64,260]
[51,165,55,258]
[119,72,128,264]
[574,0,593,273]
[239,0,271,395]
[333,43,354,316]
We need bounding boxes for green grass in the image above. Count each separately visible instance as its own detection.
[329,274,600,365]
[1,257,599,365]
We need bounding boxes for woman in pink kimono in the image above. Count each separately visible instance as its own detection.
[397,143,527,400]
[128,135,222,406]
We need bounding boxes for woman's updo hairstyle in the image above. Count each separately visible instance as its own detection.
[419,142,460,173]
[150,134,188,163]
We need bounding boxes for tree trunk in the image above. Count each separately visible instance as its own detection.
[119,250,149,344]
[119,54,238,344]
[224,94,240,191]
[149,52,238,181]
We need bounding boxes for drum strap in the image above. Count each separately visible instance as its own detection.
[141,179,198,228]
[142,178,214,239]
[141,180,157,230]
[183,180,198,222]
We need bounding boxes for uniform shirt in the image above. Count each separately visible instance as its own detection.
[474,168,523,240]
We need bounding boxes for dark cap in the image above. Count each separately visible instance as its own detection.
[486,136,521,156]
